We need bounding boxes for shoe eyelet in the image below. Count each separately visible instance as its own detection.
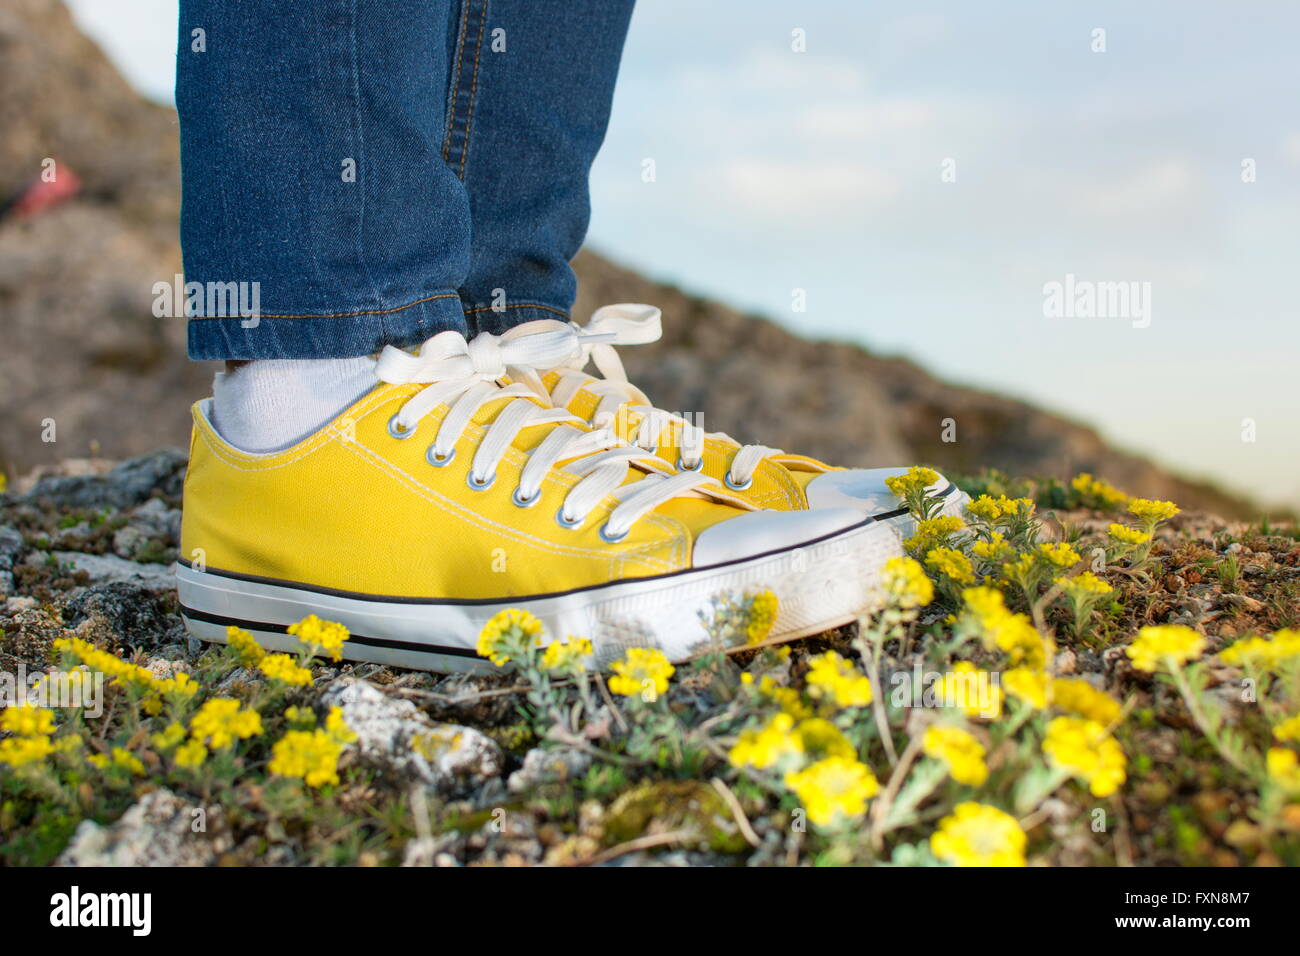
[677,454,704,473]
[724,472,753,491]
[388,414,415,439]
[599,523,629,543]
[426,445,456,467]
[467,470,496,491]
[512,487,539,508]
[555,507,584,529]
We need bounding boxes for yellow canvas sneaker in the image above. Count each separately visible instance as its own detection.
[519,304,969,530]
[178,324,904,673]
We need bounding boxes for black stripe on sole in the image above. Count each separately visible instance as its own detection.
[180,604,480,659]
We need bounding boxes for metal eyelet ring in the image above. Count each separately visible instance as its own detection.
[724,472,753,491]
[467,470,495,491]
[599,523,629,543]
[555,507,584,529]
[426,445,455,467]
[639,443,659,457]
[676,455,704,473]
[388,414,415,439]
[512,487,539,508]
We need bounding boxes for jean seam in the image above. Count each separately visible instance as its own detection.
[442,0,488,180]
[188,290,462,321]
[458,0,488,180]
[345,0,383,307]
[441,1,470,163]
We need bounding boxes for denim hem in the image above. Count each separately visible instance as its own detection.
[187,291,468,359]
[463,301,573,335]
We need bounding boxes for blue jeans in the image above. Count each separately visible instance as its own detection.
[178,0,634,359]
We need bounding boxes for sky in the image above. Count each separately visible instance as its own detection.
[66,0,1300,510]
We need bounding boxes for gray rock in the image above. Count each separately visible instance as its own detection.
[61,581,180,647]
[52,551,176,591]
[0,524,24,571]
[56,788,231,866]
[508,746,592,794]
[23,449,186,511]
[321,678,503,790]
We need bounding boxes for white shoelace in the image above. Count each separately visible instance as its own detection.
[375,324,725,540]
[540,304,782,489]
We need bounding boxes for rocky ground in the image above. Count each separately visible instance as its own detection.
[2,452,1297,867]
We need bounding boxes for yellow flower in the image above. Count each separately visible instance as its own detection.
[741,674,812,719]
[175,739,208,768]
[541,636,594,672]
[1273,714,1300,743]
[971,531,1015,564]
[324,705,358,744]
[805,651,873,709]
[729,712,803,770]
[931,802,1026,867]
[287,614,350,662]
[157,672,199,702]
[1071,473,1129,510]
[1057,572,1112,599]
[283,705,316,727]
[1038,542,1081,569]
[881,556,934,609]
[1003,667,1050,709]
[1050,678,1122,725]
[1126,498,1180,526]
[476,608,545,666]
[1219,629,1300,670]
[150,722,187,750]
[884,466,940,500]
[258,653,314,687]
[1107,523,1150,546]
[607,648,675,699]
[1266,748,1300,792]
[934,661,1003,719]
[0,705,56,738]
[923,725,988,786]
[1126,625,1205,673]
[960,587,1051,669]
[269,729,344,787]
[0,734,55,767]
[746,590,779,645]
[110,747,145,776]
[905,515,965,552]
[226,625,266,664]
[926,547,975,585]
[966,495,1034,523]
[795,718,856,761]
[783,756,879,827]
[1042,716,1127,797]
[189,697,263,750]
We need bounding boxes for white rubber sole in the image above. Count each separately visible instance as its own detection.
[177,515,937,675]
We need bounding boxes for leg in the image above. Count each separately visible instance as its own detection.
[444,0,635,333]
[178,0,470,359]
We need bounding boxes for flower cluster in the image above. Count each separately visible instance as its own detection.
[268,706,357,788]
[0,705,57,768]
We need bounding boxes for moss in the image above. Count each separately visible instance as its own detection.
[603,780,749,854]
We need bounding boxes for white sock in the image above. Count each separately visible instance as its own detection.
[211,357,378,453]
